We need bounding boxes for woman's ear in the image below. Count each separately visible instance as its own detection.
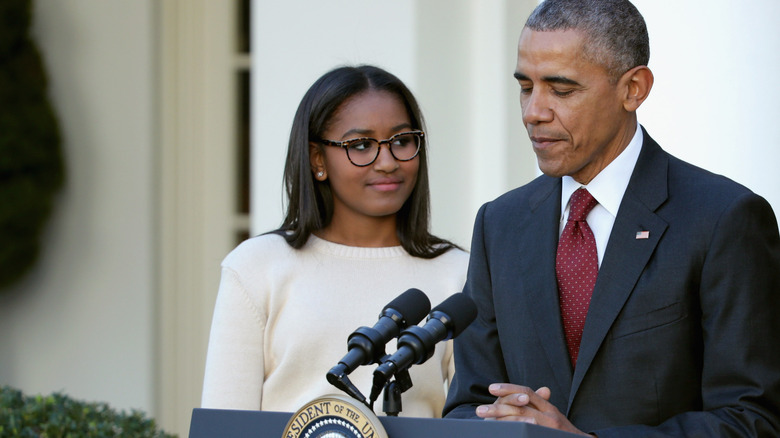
[309,142,327,181]
[621,65,654,112]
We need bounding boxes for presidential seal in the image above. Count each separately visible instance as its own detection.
[282,394,387,438]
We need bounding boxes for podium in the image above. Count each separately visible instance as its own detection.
[189,408,579,437]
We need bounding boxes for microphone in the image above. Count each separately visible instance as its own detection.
[373,293,477,383]
[326,288,430,386]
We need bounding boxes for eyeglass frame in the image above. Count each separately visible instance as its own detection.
[316,130,425,167]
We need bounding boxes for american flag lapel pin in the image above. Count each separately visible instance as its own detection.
[636,230,650,239]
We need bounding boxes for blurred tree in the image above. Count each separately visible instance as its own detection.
[0,0,64,290]
[0,386,176,437]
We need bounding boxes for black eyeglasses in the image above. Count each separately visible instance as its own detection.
[318,130,424,167]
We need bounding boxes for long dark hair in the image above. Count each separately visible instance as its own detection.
[273,65,458,258]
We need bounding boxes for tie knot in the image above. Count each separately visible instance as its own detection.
[568,188,598,222]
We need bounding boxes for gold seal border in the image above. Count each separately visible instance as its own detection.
[281,394,388,438]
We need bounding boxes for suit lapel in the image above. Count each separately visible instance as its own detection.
[516,178,574,396]
[568,131,671,406]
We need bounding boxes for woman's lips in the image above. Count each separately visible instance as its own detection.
[368,178,403,191]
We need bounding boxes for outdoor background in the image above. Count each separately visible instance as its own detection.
[1,0,778,436]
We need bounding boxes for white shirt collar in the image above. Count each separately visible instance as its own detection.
[561,124,644,218]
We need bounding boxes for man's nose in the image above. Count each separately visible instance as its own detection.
[522,90,553,126]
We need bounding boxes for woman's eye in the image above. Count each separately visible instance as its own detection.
[392,137,411,147]
[348,140,373,151]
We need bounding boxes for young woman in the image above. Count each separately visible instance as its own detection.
[200,65,468,418]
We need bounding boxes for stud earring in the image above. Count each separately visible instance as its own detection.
[316,171,324,178]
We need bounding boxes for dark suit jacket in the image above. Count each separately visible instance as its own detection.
[443,129,780,437]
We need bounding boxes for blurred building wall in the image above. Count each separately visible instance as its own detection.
[0,0,156,414]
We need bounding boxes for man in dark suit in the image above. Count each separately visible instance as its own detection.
[443,0,780,436]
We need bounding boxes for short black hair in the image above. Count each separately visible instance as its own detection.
[525,0,650,82]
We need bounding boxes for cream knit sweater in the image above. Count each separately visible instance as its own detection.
[201,233,469,418]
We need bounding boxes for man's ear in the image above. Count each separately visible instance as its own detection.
[309,142,327,180]
[621,65,654,112]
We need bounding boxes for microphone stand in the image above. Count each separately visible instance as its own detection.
[369,357,414,416]
[380,369,413,416]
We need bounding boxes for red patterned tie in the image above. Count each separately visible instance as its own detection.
[556,188,599,367]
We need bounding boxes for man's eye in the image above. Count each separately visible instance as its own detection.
[517,80,533,92]
[553,89,574,97]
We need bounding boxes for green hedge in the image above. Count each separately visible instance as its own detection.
[0,386,176,437]
[0,0,65,290]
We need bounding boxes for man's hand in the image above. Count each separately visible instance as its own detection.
[475,383,594,436]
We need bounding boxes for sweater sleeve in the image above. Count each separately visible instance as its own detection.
[201,266,267,410]
[443,340,455,388]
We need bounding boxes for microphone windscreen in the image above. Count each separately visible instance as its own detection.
[431,293,477,338]
[384,288,431,326]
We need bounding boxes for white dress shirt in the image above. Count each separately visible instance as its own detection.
[559,124,644,267]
